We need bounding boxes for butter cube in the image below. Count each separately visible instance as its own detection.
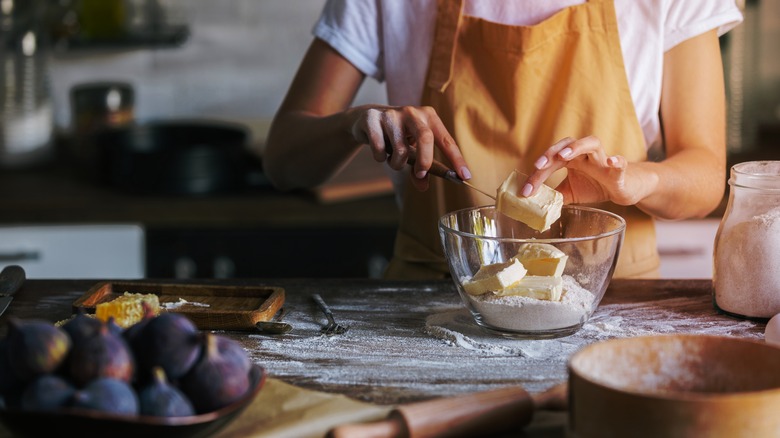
[494,275,563,301]
[463,258,527,296]
[513,243,568,277]
[496,170,563,231]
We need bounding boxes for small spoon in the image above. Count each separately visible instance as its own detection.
[254,308,292,334]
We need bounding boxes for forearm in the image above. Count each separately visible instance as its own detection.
[632,147,726,220]
[264,109,362,191]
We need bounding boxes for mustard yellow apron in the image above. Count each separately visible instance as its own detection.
[385,0,659,280]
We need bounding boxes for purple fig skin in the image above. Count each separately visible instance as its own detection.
[70,377,139,416]
[0,338,23,395]
[6,317,71,382]
[179,333,251,413]
[20,374,76,412]
[121,301,158,344]
[66,322,135,387]
[138,366,195,417]
[61,313,103,345]
[129,312,202,380]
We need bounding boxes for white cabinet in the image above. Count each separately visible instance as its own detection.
[655,219,720,279]
[0,224,145,279]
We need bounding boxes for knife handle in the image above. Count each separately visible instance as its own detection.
[328,385,536,438]
[383,141,458,181]
[0,265,26,295]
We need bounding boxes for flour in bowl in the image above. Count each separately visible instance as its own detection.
[466,275,593,331]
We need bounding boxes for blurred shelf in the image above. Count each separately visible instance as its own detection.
[53,25,189,52]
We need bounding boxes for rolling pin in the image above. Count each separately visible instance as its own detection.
[327,382,568,438]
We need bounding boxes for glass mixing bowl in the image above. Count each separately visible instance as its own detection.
[439,205,625,339]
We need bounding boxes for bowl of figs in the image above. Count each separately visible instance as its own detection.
[0,312,266,438]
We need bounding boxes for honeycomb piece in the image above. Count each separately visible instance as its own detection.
[95,292,161,328]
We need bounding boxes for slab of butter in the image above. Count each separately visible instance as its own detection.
[496,170,563,232]
[513,243,568,277]
[494,275,563,301]
[463,258,527,296]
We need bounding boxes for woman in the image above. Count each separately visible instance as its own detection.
[263,0,743,279]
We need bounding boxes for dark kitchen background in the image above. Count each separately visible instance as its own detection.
[0,0,778,280]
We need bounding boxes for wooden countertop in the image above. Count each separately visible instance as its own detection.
[0,277,769,437]
[0,278,765,402]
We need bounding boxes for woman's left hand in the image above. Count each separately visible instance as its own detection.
[524,136,643,206]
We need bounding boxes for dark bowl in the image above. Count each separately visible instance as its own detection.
[0,364,266,438]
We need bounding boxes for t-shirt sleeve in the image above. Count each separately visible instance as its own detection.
[312,0,385,81]
[664,0,743,52]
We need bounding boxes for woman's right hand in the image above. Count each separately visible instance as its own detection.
[265,38,471,193]
[348,104,471,191]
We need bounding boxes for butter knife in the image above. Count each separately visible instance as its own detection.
[0,265,26,318]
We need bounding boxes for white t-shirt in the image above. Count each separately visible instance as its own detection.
[313,0,743,151]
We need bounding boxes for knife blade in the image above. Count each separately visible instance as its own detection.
[0,265,26,317]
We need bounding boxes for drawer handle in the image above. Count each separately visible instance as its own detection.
[0,251,40,262]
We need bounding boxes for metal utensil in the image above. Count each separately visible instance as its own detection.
[384,142,495,200]
[0,265,26,317]
[254,307,292,334]
[312,293,348,335]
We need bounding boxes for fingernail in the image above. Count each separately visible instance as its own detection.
[416,170,427,179]
[608,156,618,166]
[521,183,533,197]
[534,156,548,169]
[460,166,472,180]
[559,148,572,158]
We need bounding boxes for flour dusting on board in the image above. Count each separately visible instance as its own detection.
[233,288,763,402]
[424,297,762,360]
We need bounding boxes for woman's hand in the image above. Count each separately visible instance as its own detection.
[265,38,471,192]
[524,136,645,206]
[523,29,727,221]
[348,105,470,191]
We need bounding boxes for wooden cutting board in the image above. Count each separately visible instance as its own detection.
[72,281,285,330]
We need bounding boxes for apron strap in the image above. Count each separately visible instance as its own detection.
[427,0,464,92]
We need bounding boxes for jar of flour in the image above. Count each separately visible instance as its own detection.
[714,161,780,320]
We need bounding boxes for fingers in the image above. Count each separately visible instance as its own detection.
[352,105,471,188]
[418,107,470,181]
[524,136,624,198]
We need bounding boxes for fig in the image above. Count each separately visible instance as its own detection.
[0,338,23,396]
[121,301,157,344]
[138,366,195,417]
[66,321,135,387]
[129,312,202,380]
[106,316,124,336]
[61,312,103,345]
[5,317,71,382]
[20,374,75,412]
[179,333,251,413]
[70,377,139,416]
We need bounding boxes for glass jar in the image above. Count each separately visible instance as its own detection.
[713,161,780,321]
[0,0,54,168]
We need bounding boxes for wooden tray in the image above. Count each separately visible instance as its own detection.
[72,281,285,330]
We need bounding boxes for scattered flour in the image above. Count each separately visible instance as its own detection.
[162,298,210,310]
[465,275,593,332]
[234,288,763,401]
